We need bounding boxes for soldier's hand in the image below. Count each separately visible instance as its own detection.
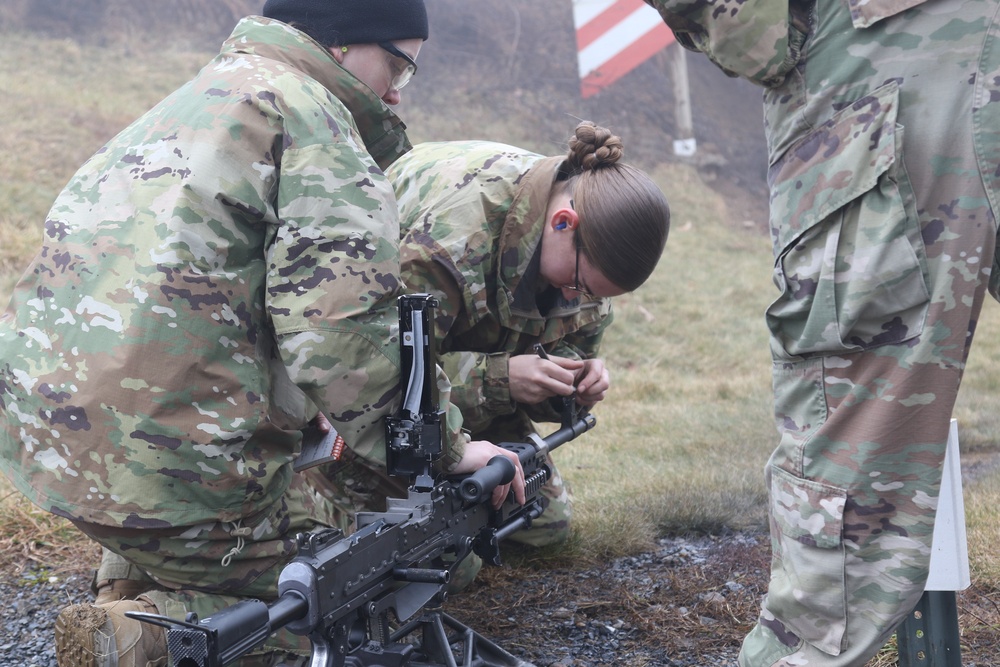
[508,353,583,404]
[310,412,333,432]
[574,358,609,407]
[451,440,526,508]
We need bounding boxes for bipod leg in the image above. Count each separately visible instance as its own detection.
[439,613,536,667]
[389,611,536,667]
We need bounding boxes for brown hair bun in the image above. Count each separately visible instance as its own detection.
[567,121,624,172]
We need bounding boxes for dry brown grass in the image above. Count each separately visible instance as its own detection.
[447,535,770,664]
[0,481,101,578]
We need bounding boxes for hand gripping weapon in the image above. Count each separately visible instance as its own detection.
[128,294,596,667]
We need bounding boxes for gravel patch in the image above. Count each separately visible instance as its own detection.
[5,532,998,667]
[1,569,91,667]
[445,534,761,667]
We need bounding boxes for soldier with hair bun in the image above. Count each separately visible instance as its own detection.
[382,121,671,585]
[307,121,670,588]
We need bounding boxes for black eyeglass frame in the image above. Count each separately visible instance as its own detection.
[378,41,418,90]
[567,233,597,299]
[558,198,596,299]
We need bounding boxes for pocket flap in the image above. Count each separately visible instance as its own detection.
[770,465,846,550]
[767,465,849,655]
[769,82,900,255]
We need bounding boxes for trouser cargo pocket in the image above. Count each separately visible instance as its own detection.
[765,80,930,360]
[765,465,848,656]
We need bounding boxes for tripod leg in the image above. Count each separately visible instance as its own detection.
[391,612,537,667]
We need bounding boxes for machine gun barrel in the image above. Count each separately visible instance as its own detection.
[127,593,308,667]
[531,410,597,454]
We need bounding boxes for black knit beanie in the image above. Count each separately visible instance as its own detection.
[262,0,429,45]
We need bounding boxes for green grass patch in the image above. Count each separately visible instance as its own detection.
[0,485,101,573]
[554,162,776,558]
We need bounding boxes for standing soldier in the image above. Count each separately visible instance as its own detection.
[644,0,1000,665]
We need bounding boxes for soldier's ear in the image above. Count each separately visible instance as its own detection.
[550,208,579,231]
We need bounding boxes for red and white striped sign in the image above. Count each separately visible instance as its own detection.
[574,0,675,99]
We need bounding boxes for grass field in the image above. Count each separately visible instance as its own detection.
[0,31,777,566]
[4,31,1000,653]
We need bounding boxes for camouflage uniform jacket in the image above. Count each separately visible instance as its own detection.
[644,0,929,87]
[389,142,613,436]
[0,16,467,529]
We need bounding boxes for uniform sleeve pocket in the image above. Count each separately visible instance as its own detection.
[765,80,929,360]
[652,0,810,87]
[767,465,848,656]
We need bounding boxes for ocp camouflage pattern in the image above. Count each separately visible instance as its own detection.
[387,140,610,553]
[643,0,928,86]
[389,141,612,436]
[645,0,1000,665]
[0,16,430,530]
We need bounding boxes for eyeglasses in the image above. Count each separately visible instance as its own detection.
[556,199,596,299]
[562,234,597,299]
[378,42,418,90]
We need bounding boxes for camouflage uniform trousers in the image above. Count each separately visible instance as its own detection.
[81,472,350,666]
[741,0,1000,665]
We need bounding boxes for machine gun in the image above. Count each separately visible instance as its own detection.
[129,294,596,667]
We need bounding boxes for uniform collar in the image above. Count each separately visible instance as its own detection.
[223,16,412,170]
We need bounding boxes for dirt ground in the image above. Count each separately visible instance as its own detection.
[443,531,1000,667]
[5,523,1000,667]
[445,490,1000,667]
[445,532,766,666]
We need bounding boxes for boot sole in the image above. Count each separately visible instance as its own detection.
[55,605,117,667]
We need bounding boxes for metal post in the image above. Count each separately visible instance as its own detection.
[897,420,967,667]
[665,45,696,157]
[896,590,963,666]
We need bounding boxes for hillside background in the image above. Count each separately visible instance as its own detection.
[0,0,770,225]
